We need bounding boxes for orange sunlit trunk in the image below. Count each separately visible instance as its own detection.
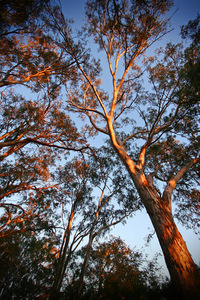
[140,189,200,300]
[128,168,200,299]
[111,134,200,300]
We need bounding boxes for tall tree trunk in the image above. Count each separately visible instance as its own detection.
[49,208,75,300]
[112,137,200,300]
[138,182,200,300]
[73,227,95,300]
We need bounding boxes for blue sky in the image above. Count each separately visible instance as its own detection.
[62,0,200,31]
[60,0,200,276]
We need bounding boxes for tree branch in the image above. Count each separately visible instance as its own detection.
[122,130,149,145]
[163,157,199,201]
[0,138,89,153]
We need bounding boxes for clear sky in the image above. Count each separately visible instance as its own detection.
[60,0,200,277]
[62,0,200,31]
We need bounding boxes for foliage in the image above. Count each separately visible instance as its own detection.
[63,236,173,300]
[0,0,88,239]
[0,229,58,299]
[0,0,200,299]
[52,1,200,297]
[0,0,50,35]
[0,1,89,297]
[49,148,140,299]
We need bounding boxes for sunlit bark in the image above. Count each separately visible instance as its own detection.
[64,29,200,297]
[110,131,200,299]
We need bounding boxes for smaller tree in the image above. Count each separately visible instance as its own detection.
[66,236,170,300]
[49,149,139,299]
[91,237,146,300]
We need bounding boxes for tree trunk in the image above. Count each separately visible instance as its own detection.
[138,183,200,300]
[73,228,95,300]
[49,209,75,300]
[112,139,200,300]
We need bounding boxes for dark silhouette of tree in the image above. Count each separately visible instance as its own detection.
[0,229,58,299]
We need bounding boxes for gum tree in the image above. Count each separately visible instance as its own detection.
[49,148,139,299]
[52,1,200,298]
[0,0,89,237]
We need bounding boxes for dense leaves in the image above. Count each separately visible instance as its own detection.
[0,0,50,34]
[0,230,58,299]
[0,0,200,299]
[63,237,174,300]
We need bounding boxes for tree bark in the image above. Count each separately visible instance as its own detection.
[49,209,75,300]
[112,139,200,300]
[138,183,200,300]
[73,227,95,300]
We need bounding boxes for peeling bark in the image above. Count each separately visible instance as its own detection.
[139,185,200,300]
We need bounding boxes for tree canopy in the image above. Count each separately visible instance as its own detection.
[0,0,200,299]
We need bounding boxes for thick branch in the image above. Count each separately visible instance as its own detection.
[163,157,199,201]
